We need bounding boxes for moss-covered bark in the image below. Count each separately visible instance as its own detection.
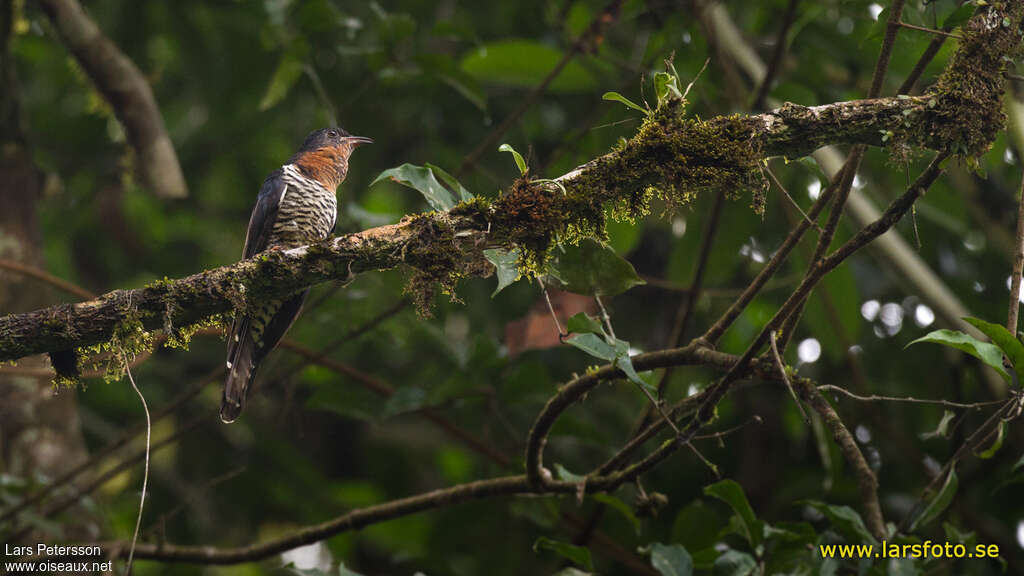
[2,2,1021,363]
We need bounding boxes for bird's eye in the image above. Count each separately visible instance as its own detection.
[328,130,339,138]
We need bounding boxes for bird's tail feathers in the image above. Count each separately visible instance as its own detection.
[222,320,258,423]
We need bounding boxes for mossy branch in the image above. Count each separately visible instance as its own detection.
[2,1,1022,362]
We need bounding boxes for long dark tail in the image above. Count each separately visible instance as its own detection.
[220,291,308,423]
[222,317,257,423]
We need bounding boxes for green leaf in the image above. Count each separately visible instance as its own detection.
[976,421,1005,459]
[565,333,618,362]
[649,543,693,576]
[592,493,641,535]
[425,162,475,202]
[863,7,888,42]
[712,550,757,576]
[498,143,528,175]
[672,501,725,551]
[704,480,762,549]
[616,353,658,396]
[919,410,956,440]
[483,248,521,297]
[805,502,876,544]
[554,462,585,483]
[943,522,977,548]
[654,71,681,105]
[460,40,600,93]
[548,239,645,296]
[910,469,958,531]
[963,317,1024,385]
[567,312,604,335]
[941,4,976,29]
[260,47,306,111]
[602,91,648,114]
[565,332,656,395]
[533,537,594,571]
[371,163,461,211]
[906,329,1010,382]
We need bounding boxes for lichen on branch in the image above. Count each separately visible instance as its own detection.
[2,3,1022,362]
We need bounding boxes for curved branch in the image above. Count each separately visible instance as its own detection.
[38,0,187,199]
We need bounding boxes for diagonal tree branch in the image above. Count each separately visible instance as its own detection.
[0,93,1001,362]
[37,0,187,199]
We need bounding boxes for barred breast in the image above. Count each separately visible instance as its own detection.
[269,163,338,248]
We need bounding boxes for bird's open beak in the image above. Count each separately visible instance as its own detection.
[344,136,373,147]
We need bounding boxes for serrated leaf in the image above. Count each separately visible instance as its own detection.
[567,312,604,335]
[498,143,528,175]
[976,420,1005,459]
[548,239,645,296]
[533,537,594,571]
[711,550,756,576]
[483,248,520,297]
[906,329,1010,382]
[371,163,461,211]
[910,469,958,531]
[920,410,956,440]
[704,480,762,549]
[649,543,693,576]
[963,317,1024,385]
[602,91,649,114]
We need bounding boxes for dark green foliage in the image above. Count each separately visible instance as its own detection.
[5,1,1024,575]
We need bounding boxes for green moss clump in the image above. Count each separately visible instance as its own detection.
[165,314,227,350]
[400,213,490,316]
[397,91,767,313]
[562,101,765,219]
[915,3,1024,157]
[75,302,155,382]
[488,178,576,272]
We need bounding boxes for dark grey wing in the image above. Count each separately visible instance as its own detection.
[242,169,287,259]
[222,170,287,422]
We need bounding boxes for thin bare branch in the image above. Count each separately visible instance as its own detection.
[1008,173,1024,332]
[770,331,809,424]
[796,379,886,540]
[818,384,1005,410]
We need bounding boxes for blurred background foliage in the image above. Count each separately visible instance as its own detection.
[4,0,1024,574]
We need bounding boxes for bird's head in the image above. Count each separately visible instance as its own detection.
[292,127,372,190]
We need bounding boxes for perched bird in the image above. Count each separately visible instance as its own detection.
[221,127,372,423]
